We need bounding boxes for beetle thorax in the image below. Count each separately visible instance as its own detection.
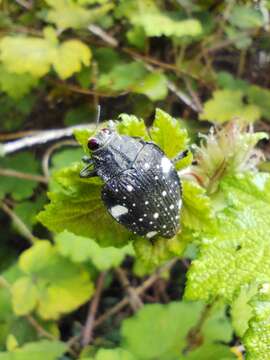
[92,134,144,182]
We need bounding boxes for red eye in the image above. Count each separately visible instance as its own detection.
[101,128,110,134]
[88,138,99,151]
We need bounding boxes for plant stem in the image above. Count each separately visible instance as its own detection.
[81,271,106,347]
[0,168,48,184]
[183,302,215,354]
[94,259,177,327]
[115,267,143,311]
[0,201,36,244]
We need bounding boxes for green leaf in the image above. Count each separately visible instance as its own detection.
[133,72,168,101]
[96,62,147,92]
[73,129,94,154]
[0,29,91,79]
[11,241,94,319]
[231,284,257,337]
[121,301,234,360]
[150,108,190,165]
[0,152,40,200]
[185,172,270,302]
[116,0,202,40]
[12,277,39,315]
[37,164,132,248]
[0,65,38,99]
[217,72,270,121]
[181,180,216,233]
[244,283,270,360]
[247,85,270,120]
[55,230,134,270]
[0,95,34,132]
[6,335,18,352]
[14,196,46,230]
[126,26,146,50]
[200,90,261,123]
[45,0,113,29]
[0,340,66,360]
[117,114,148,139]
[229,5,263,29]
[52,40,92,79]
[133,235,186,271]
[82,348,136,360]
[141,16,201,38]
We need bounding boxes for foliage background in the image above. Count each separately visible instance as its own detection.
[1,0,270,359]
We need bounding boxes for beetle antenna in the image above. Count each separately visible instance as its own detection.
[95,105,101,131]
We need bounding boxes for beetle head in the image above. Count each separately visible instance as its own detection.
[87,120,116,152]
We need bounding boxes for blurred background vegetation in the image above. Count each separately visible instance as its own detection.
[0,0,270,359]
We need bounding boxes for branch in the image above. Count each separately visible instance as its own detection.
[26,315,57,341]
[0,124,96,156]
[15,0,33,9]
[81,272,106,347]
[0,201,36,244]
[183,302,215,354]
[0,168,48,184]
[94,259,177,328]
[41,140,78,180]
[88,24,199,112]
[115,267,143,311]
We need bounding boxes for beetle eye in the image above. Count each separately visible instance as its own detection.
[88,138,99,151]
[101,128,110,134]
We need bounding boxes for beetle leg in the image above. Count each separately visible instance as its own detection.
[82,156,93,164]
[80,163,97,178]
[172,149,189,165]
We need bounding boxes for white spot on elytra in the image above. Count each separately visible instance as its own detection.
[144,214,147,217]
[170,204,174,210]
[153,212,159,219]
[139,218,143,222]
[161,157,172,173]
[162,191,167,197]
[178,199,182,208]
[155,176,159,180]
[144,163,150,170]
[163,225,166,229]
[150,221,153,225]
[110,205,128,218]
[132,203,136,207]
[145,201,149,205]
[127,185,133,192]
[146,231,157,238]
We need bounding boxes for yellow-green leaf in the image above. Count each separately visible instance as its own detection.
[200,90,261,123]
[11,241,94,319]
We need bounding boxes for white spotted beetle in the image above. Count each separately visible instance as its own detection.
[80,121,188,240]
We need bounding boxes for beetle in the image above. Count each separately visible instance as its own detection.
[80,121,188,240]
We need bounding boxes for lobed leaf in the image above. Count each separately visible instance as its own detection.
[0,152,40,200]
[11,241,94,319]
[185,172,270,302]
[55,230,134,270]
[45,0,113,30]
[200,90,261,124]
[0,65,38,99]
[0,340,66,360]
[121,301,234,360]
[244,283,270,360]
[0,29,91,80]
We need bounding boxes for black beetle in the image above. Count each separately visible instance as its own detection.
[80,121,188,239]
